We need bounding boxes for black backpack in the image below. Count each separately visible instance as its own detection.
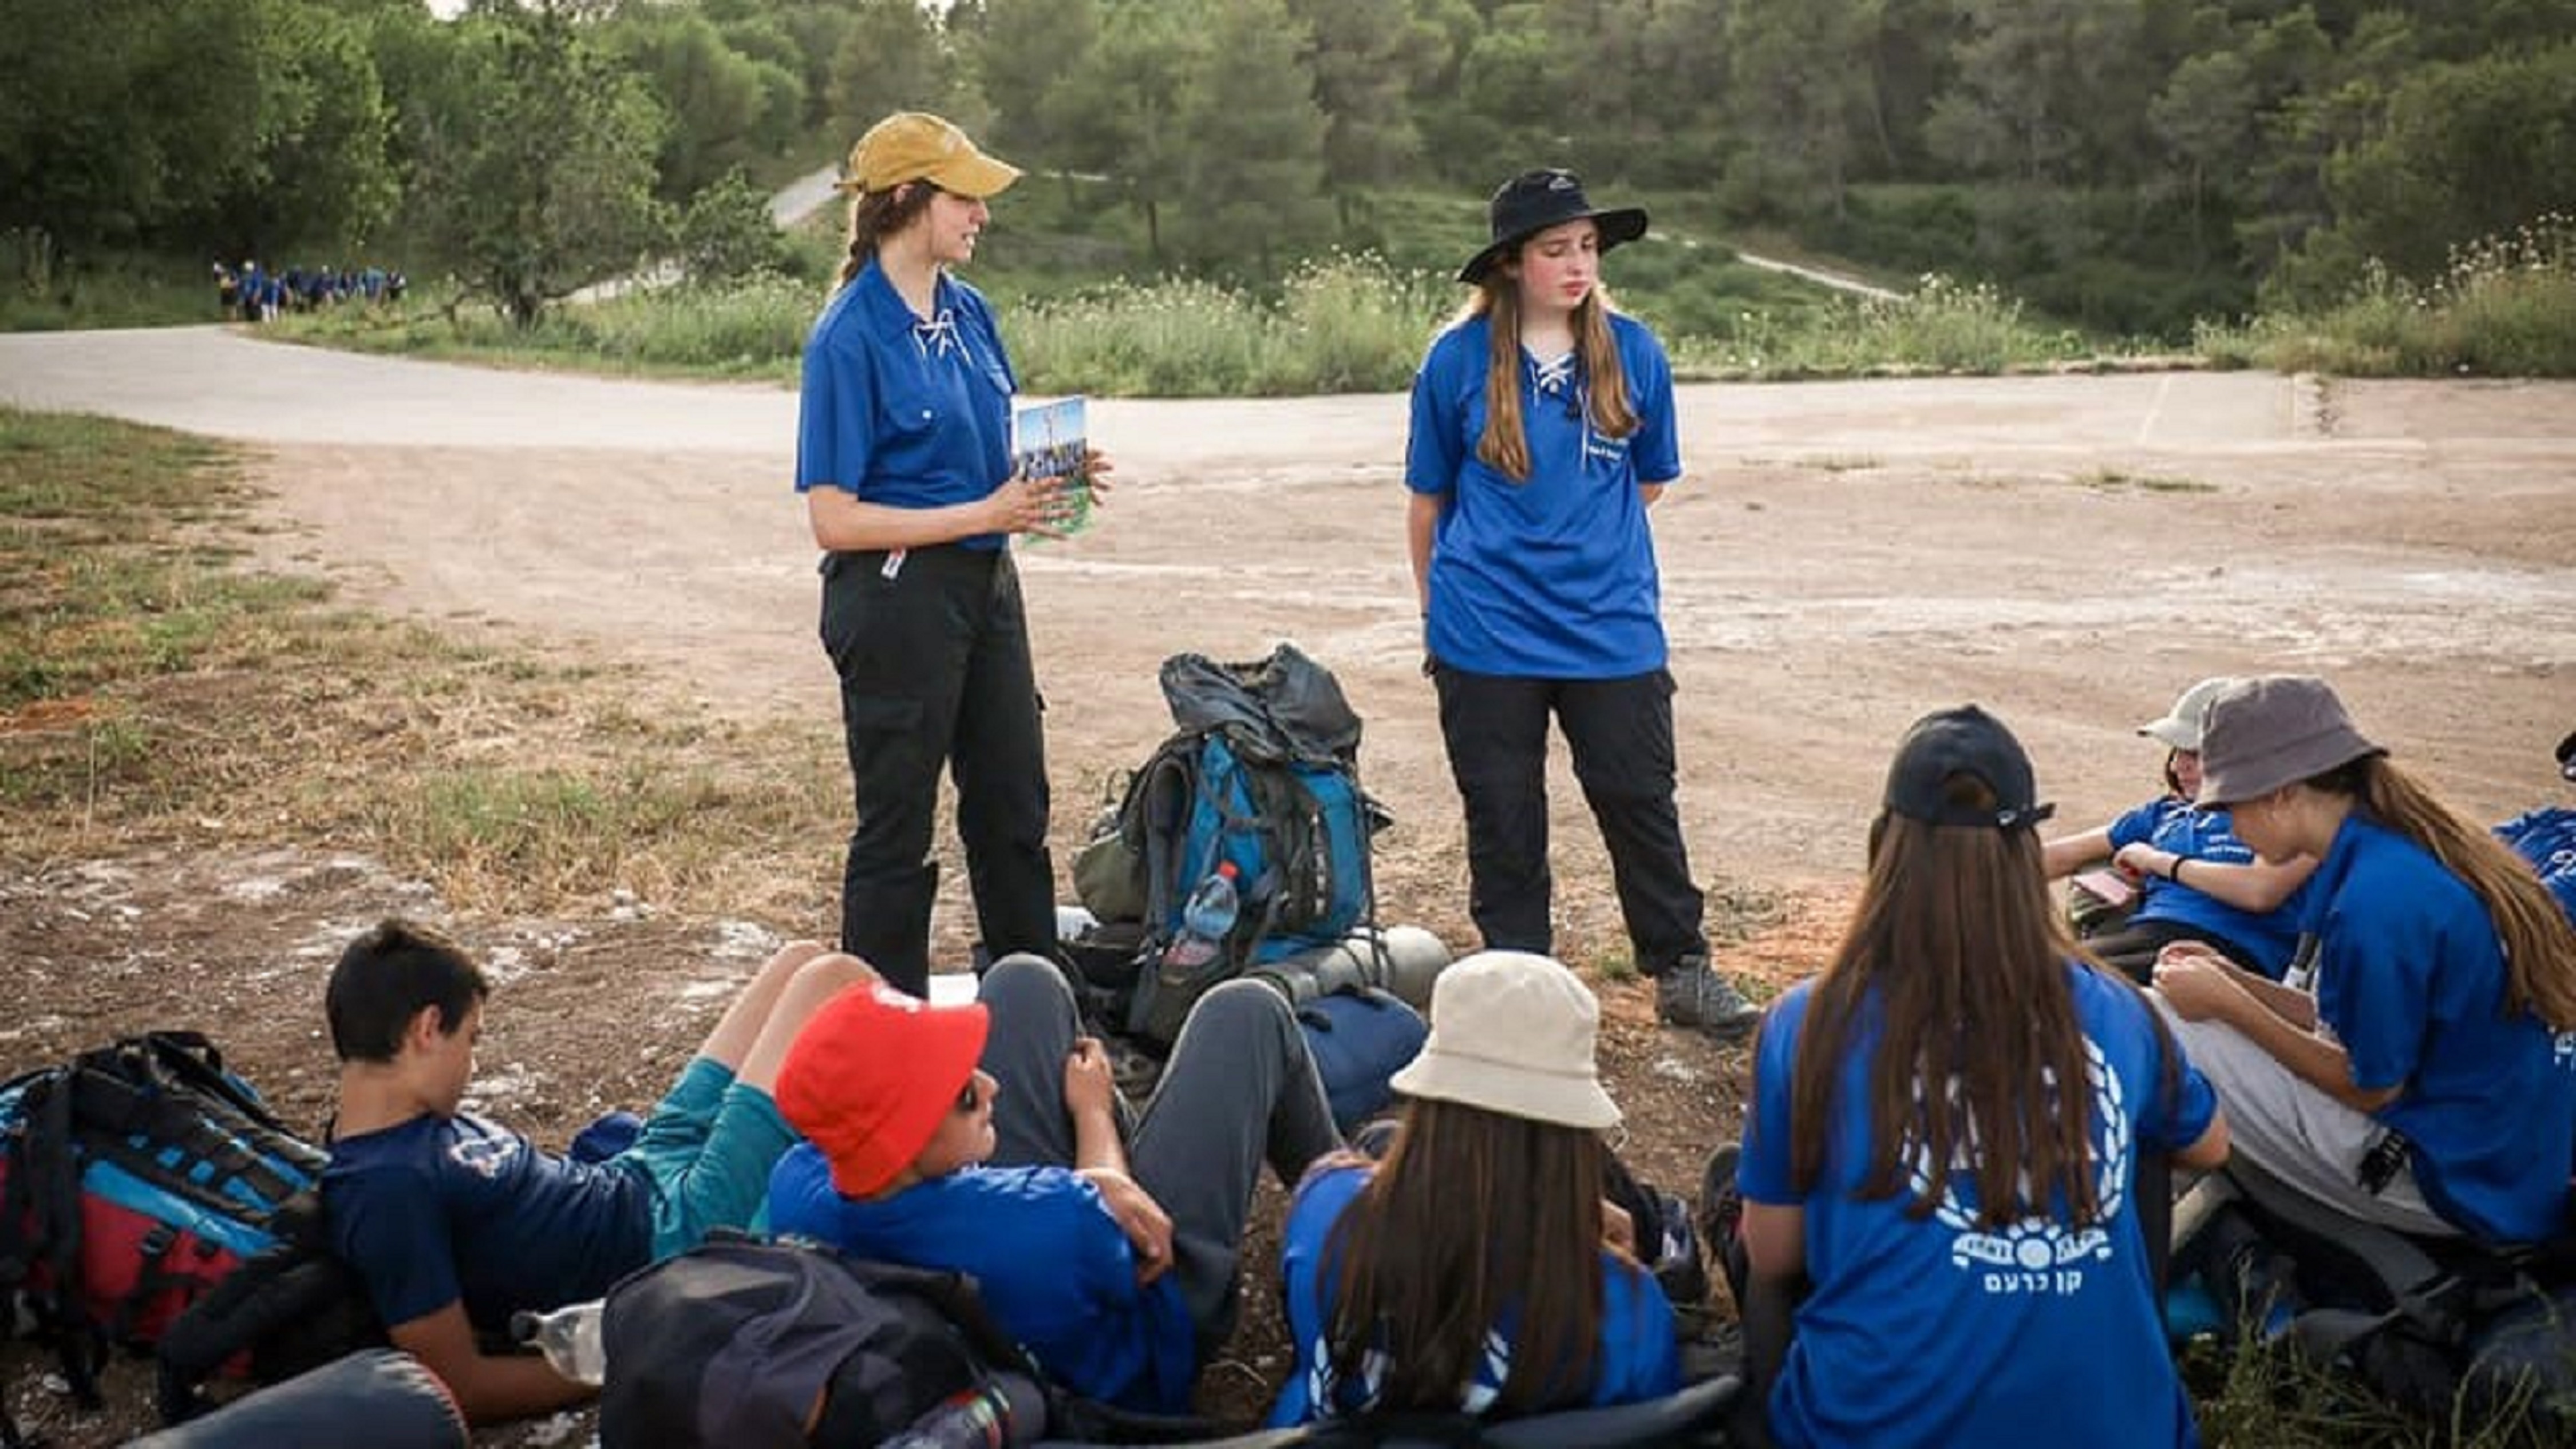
[0,1031,380,1431]
[2184,1158,2576,1430]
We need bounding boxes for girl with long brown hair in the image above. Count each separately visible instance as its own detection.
[795,112,1111,997]
[1733,706,2227,1448]
[2154,676,2576,1245]
[1406,168,1758,1041]
[1267,950,1681,1424]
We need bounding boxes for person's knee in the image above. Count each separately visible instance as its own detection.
[781,950,876,1004]
[1187,979,1297,1048]
[979,953,1074,1012]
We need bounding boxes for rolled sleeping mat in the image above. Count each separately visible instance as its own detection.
[1253,926,1452,1011]
[129,1348,467,1449]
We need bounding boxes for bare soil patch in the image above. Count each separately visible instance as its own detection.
[3,350,2571,1444]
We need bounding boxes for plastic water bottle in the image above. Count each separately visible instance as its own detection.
[884,1373,1044,1447]
[1162,860,1241,971]
[510,1300,606,1386]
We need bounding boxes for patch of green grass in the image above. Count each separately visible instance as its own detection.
[1,254,222,333]
[2197,214,2576,378]
[0,404,849,924]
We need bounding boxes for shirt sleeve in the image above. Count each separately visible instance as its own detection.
[1404,337,1463,498]
[328,1157,464,1329]
[1737,988,1808,1205]
[2105,800,2166,852]
[795,325,878,495]
[1626,327,1681,485]
[1604,1265,1684,1403]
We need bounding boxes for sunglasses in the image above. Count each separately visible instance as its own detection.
[953,1076,985,1115]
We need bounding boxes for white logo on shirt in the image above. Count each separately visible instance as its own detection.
[451,1134,519,1180]
[1909,1035,2127,1297]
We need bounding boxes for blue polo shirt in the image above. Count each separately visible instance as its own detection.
[2305,815,2576,1243]
[1740,968,2215,1449]
[1406,313,1681,679]
[766,1144,1196,1414]
[2496,807,2576,925]
[796,262,1017,551]
[1266,1162,1679,1426]
[2107,799,2309,976]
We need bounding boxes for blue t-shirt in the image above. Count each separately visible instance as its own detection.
[2107,798,2309,976]
[1406,313,1682,679]
[1266,1162,1680,1426]
[796,262,1017,551]
[1740,968,2217,1449]
[2496,807,2576,926]
[323,1112,653,1332]
[2303,815,2576,1243]
[766,1144,1195,1414]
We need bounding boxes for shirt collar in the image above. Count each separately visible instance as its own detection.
[854,259,957,345]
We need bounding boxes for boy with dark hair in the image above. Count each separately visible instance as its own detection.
[322,918,872,1423]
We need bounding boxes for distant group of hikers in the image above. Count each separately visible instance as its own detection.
[215,259,405,323]
[307,108,2576,1447]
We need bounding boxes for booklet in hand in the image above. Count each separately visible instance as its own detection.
[1013,396,1090,541]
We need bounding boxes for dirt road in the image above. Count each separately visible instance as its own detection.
[4,329,2567,899]
[3,325,2571,1444]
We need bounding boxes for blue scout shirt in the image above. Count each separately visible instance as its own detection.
[323,1112,652,1332]
[797,261,1017,551]
[766,1144,1196,1414]
[2304,815,2576,1243]
[2496,807,2576,925]
[1266,1162,1680,1426]
[1740,967,2217,1449]
[2107,798,2309,976]
[1406,313,1682,679]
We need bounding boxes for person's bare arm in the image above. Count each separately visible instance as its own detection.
[805,477,1062,552]
[1736,1199,1804,1449]
[2174,1111,2231,1172]
[2044,826,2116,879]
[389,1300,591,1424]
[2155,954,2398,1114]
[1406,491,1441,614]
[2115,843,2318,913]
[2162,942,2317,1030]
[1063,1038,1125,1176]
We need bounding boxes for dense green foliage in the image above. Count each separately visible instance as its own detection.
[5,0,2571,345]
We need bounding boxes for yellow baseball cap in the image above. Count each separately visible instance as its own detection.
[837,112,1022,199]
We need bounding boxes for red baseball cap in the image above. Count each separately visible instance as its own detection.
[775,982,989,1198]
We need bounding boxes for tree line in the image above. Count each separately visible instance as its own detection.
[5,0,2571,333]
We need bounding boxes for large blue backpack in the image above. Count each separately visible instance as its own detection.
[1098,646,1388,1050]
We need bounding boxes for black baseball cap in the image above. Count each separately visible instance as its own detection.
[1884,706,2055,831]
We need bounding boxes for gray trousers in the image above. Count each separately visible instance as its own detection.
[977,955,1343,1347]
[2154,994,2454,1237]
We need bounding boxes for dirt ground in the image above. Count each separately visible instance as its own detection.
[1,331,2571,1444]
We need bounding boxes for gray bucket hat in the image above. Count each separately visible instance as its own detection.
[2195,676,2385,807]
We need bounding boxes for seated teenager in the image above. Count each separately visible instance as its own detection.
[2154,677,2576,1243]
[1735,706,2228,1449]
[2494,728,2576,926]
[2042,676,2318,981]
[1269,949,1682,1427]
[322,919,872,1423]
[767,954,1341,1415]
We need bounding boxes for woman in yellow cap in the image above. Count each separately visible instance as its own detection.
[793,112,1112,997]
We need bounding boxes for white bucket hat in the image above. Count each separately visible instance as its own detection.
[2136,677,2237,753]
[1388,950,1621,1131]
